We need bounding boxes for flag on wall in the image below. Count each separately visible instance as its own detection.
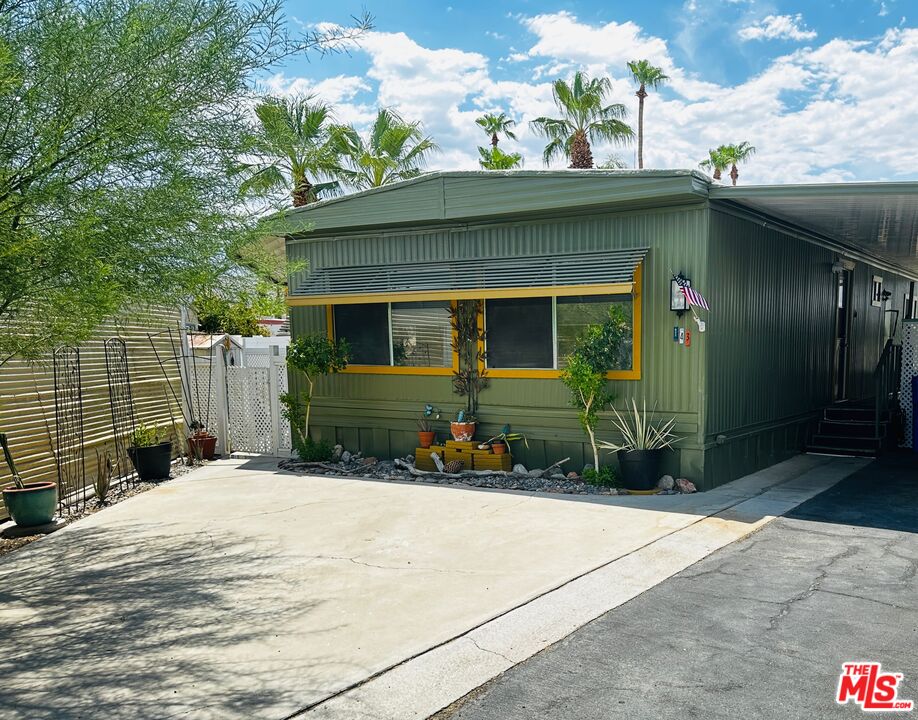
[673,274,710,311]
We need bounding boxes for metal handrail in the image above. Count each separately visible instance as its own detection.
[873,338,901,440]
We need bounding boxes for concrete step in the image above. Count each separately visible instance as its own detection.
[824,406,888,423]
[805,444,879,458]
[818,420,887,439]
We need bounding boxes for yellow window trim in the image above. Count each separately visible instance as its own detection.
[289,282,634,307]
[477,265,642,381]
[319,265,642,380]
[326,303,459,376]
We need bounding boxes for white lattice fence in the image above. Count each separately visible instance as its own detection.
[223,346,291,456]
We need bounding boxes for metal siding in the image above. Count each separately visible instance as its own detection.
[289,205,709,480]
[0,309,184,516]
[704,210,912,485]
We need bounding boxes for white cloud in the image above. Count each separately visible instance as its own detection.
[519,11,674,72]
[270,16,918,184]
[739,14,818,42]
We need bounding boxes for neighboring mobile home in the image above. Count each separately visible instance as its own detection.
[276,170,918,489]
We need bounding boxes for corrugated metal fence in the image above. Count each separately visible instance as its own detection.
[0,310,185,518]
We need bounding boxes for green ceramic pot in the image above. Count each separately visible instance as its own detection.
[3,481,57,527]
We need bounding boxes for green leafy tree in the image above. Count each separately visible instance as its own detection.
[598,154,628,169]
[0,0,370,367]
[286,334,349,441]
[241,95,346,207]
[700,147,731,181]
[530,71,633,169]
[194,286,286,336]
[560,305,631,470]
[627,60,669,170]
[477,146,522,170]
[337,108,438,190]
[475,112,517,148]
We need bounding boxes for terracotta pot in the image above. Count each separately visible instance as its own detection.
[188,432,217,460]
[491,442,507,455]
[418,431,435,449]
[450,421,476,442]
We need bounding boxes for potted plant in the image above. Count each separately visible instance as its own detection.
[1,432,57,527]
[449,300,488,439]
[417,415,436,449]
[128,423,173,482]
[485,425,528,455]
[187,420,217,461]
[600,399,679,491]
[450,409,477,442]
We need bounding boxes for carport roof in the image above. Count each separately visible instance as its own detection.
[710,182,918,279]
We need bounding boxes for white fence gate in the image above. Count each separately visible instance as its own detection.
[225,348,292,455]
[186,337,291,457]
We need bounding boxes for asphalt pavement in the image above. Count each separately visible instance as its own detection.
[440,453,918,720]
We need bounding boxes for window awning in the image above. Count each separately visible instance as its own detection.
[288,248,648,306]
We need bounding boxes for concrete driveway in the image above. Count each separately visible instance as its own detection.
[441,454,918,720]
[0,455,864,719]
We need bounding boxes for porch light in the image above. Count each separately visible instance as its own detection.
[671,276,688,313]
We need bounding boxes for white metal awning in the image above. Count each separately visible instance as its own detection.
[288,248,648,306]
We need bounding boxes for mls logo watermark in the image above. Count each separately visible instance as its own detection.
[837,663,913,712]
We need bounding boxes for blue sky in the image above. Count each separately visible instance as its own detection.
[270,0,916,183]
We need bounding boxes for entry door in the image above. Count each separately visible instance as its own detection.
[833,270,852,401]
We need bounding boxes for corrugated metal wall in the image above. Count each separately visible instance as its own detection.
[288,204,709,479]
[0,309,185,516]
[705,209,912,484]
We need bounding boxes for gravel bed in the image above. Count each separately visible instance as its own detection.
[279,457,623,495]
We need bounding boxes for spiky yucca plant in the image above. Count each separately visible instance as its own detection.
[599,399,679,452]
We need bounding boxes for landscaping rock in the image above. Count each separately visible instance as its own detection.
[566,471,582,482]
[359,456,378,466]
[528,469,544,477]
[657,474,675,491]
[331,444,344,462]
[675,478,697,493]
[583,463,594,473]
[340,450,352,463]
[512,463,527,474]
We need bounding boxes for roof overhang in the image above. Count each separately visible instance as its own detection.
[710,182,918,280]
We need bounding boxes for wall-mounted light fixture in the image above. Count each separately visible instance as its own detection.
[671,274,689,314]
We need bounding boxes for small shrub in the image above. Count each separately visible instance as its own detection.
[583,465,620,488]
[294,436,333,462]
[131,423,160,448]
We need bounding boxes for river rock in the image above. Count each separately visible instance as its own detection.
[657,474,675,491]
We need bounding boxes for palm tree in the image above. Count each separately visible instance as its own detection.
[530,71,633,169]
[478,146,522,170]
[699,147,731,182]
[722,141,756,186]
[241,95,345,207]
[627,60,669,169]
[338,108,438,190]
[476,112,517,148]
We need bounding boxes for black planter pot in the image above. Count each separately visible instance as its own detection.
[128,441,173,482]
[617,448,665,491]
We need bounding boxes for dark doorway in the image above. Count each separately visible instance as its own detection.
[833,269,852,401]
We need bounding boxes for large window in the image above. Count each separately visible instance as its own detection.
[486,294,634,372]
[332,301,452,370]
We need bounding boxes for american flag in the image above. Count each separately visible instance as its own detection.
[673,275,710,311]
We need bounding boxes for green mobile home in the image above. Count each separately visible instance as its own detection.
[277,170,918,489]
